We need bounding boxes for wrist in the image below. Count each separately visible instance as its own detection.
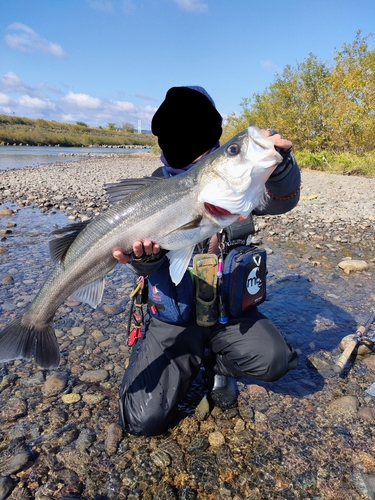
[269,150,293,180]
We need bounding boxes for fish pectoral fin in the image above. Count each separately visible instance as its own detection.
[105,177,163,204]
[167,245,196,285]
[174,215,203,231]
[163,216,203,238]
[69,277,106,309]
[49,221,90,264]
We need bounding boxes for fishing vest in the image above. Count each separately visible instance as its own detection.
[146,214,267,325]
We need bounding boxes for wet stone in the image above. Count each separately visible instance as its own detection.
[75,428,96,451]
[79,369,108,383]
[150,449,171,468]
[0,398,27,421]
[48,408,68,430]
[187,435,209,455]
[69,326,84,337]
[208,431,225,447]
[0,476,14,500]
[0,449,34,476]
[61,393,81,404]
[102,304,122,315]
[0,208,14,216]
[42,372,68,397]
[81,393,104,405]
[105,423,123,455]
[326,395,359,419]
[188,453,219,486]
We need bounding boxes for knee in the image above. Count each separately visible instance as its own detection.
[119,391,171,436]
[221,342,291,383]
[249,342,296,382]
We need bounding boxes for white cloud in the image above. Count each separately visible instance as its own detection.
[0,72,156,127]
[4,23,67,57]
[0,93,10,105]
[17,95,56,111]
[173,0,208,13]
[0,71,31,94]
[61,92,102,109]
[113,100,136,112]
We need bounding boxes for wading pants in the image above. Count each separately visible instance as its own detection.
[119,308,298,435]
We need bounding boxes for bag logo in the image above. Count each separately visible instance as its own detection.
[246,255,263,296]
[151,285,162,302]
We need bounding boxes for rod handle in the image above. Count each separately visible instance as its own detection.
[333,326,366,373]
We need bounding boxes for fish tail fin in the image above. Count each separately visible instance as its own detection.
[0,316,60,369]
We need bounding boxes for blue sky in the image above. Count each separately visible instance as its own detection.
[0,0,374,130]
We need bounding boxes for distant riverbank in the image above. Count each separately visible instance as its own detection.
[0,145,152,171]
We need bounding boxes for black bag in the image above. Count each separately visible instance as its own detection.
[222,215,254,249]
[220,245,267,317]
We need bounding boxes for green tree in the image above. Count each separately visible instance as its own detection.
[121,122,135,133]
[327,31,375,153]
[223,31,375,155]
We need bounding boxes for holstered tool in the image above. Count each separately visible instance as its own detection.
[192,254,218,326]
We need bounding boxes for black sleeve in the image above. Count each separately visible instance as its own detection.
[127,252,168,276]
[253,152,301,216]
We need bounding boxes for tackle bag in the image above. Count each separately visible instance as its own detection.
[221,245,267,317]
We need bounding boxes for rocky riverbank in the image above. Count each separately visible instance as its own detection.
[0,154,375,499]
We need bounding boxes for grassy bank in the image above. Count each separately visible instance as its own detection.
[294,149,375,177]
[0,114,157,148]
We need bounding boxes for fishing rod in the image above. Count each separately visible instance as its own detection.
[333,309,375,374]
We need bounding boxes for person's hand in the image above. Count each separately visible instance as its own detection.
[261,128,292,152]
[112,240,161,264]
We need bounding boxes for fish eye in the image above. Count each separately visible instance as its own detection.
[226,143,240,156]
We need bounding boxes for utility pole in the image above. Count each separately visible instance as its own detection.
[137,119,141,133]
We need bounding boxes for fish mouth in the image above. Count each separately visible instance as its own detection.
[204,202,237,217]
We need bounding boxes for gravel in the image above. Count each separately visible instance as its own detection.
[0,154,375,499]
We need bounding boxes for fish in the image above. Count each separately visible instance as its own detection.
[0,126,282,369]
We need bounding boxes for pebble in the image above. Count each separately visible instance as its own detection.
[338,259,369,273]
[42,372,68,397]
[81,393,104,405]
[102,304,121,315]
[61,393,81,404]
[208,431,225,447]
[105,423,124,455]
[79,369,108,383]
[150,449,171,468]
[0,208,13,216]
[326,395,359,418]
[0,398,27,421]
[69,326,85,337]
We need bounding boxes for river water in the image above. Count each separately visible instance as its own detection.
[0,145,151,171]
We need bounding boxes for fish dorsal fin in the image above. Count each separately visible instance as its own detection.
[49,221,90,264]
[105,177,162,203]
[69,277,106,309]
[167,245,196,285]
